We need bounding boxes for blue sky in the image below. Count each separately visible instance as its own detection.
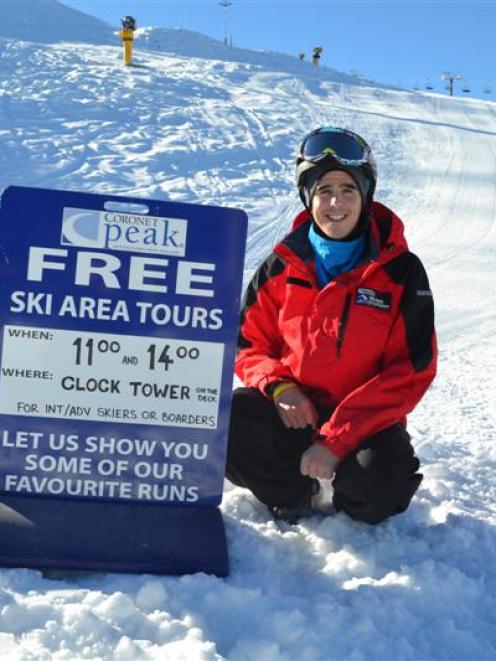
[62,0,494,99]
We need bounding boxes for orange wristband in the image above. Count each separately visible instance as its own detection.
[272,381,297,400]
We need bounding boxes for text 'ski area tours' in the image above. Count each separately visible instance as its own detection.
[0,186,248,507]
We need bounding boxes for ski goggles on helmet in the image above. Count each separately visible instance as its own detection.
[298,127,372,167]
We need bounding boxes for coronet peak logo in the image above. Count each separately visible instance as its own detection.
[61,208,187,257]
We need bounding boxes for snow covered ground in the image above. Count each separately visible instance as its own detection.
[0,1,495,659]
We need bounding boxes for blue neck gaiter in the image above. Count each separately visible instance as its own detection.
[308,223,366,287]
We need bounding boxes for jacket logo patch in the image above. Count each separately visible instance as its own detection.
[356,287,391,310]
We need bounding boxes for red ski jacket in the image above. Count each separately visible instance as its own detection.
[236,202,437,459]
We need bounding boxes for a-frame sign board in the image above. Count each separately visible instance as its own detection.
[0,186,247,576]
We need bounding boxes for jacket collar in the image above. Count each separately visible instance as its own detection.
[274,202,408,270]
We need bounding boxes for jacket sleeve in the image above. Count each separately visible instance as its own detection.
[235,254,295,395]
[316,254,437,459]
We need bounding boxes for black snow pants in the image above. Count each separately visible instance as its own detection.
[225,388,423,525]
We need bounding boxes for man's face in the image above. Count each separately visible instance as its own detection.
[311,170,362,239]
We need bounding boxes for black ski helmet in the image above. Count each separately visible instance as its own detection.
[295,127,377,209]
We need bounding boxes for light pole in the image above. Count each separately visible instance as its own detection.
[441,72,462,97]
[219,0,232,46]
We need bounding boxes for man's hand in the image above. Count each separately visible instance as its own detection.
[274,384,318,429]
[300,444,340,480]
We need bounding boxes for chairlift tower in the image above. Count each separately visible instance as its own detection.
[219,0,232,46]
[441,72,462,97]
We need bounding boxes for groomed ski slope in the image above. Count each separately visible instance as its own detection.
[0,30,495,661]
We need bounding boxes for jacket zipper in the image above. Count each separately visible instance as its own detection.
[336,293,352,357]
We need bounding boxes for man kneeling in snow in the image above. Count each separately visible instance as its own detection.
[226,127,437,524]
